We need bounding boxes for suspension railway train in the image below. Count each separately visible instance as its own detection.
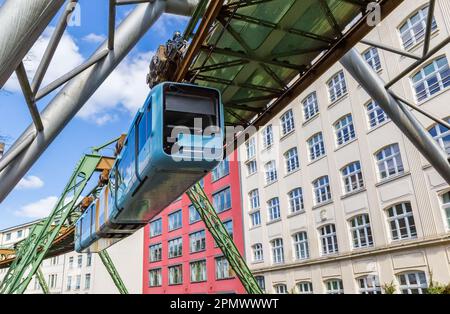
[75,82,224,253]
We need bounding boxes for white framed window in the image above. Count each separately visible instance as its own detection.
[328,71,347,103]
[189,230,206,253]
[75,274,80,290]
[168,210,182,231]
[246,137,256,160]
[320,224,338,255]
[262,125,274,148]
[213,187,232,213]
[149,243,162,262]
[428,119,450,154]
[271,238,284,264]
[274,284,288,294]
[211,157,229,182]
[398,271,428,294]
[255,276,266,292]
[168,237,183,258]
[85,274,91,290]
[284,147,300,173]
[66,276,72,291]
[249,189,260,210]
[252,243,264,262]
[293,232,309,260]
[440,191,450,229]
[189,204,201,224]
[246,160,257,176]
[190,260,207,283]
[375,144,404,180]
[387,202,417,240]
[267,197,281,221]
[169,265,183,285]
[350,214,373,249]
[399,5,437,50]
[297,282,313,294]
[307,133,325,161]
[288,187,304,214]
[335,114,355,146]
[313,176,332,205]
[412,56,450,102]
[149,268,162,287]
[325,279,344,294]
[341,161,364,194]
[366,100,389,129]
[358,275,381,294]
[363,47,381,71]
[149,218,162,237]
[302,91,319,121]
[280,109,295,136]
[216,256,233,280]
[264,160,278,184]
[250,211,261,227]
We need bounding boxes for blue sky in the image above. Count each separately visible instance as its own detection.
[0,0,189,229]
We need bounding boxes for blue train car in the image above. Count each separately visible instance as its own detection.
[75,82,224,253]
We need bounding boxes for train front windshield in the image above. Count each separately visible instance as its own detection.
[163,84,220,154]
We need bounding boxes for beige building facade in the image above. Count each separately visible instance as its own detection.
[239,0,450,294]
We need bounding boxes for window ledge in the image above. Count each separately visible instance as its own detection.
[334,137,358,152]
[264,180,278,188]
[284,167,301,178]
[280,129,295,142]
[249,225,262,231]
[251,260,265,265]
[248,208,261,214]
[312,200,333,210]
[261,144,274,153]
[246,171,258,179]
[366,119,392,134]
[328,93,349,109]
[245,157,256,164]
[340,187,367,200]
[375,171,410,187]
[266,218,282,226]
[287,211,305,219]
[302,113,320,126]
[307,154,327,166]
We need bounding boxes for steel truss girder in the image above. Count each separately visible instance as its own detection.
[0,0,199,203]
[187,183,263,294]
[98,250,129,294]
[36,268,50,294]
[0,155,102,294]
[195,74,284,94]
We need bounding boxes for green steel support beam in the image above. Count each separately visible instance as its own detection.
[98,250,129,294]
[36,268,49,294]
[187,183,263,294]
[0,154,102,294]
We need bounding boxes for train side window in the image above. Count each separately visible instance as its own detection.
[138,113,147,152]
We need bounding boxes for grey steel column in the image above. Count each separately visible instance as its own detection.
[341,48,450,184]
[0,0,66,88]
[0,0,198,202]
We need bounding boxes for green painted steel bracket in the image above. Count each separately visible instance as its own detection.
[0,154,102,294]
[36,268,50,294]
[98,250,129,294]
[187,182,263,294]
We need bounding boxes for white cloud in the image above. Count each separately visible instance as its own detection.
[15,196,58,219]
[152,14,190,39]
[17,175,44,190]
[83,33,106,44]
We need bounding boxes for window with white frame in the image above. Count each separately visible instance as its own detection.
[399,5,437,50]
[366,100,389,129]
[249,189,260,210]
[297,281,313,294]
[313,176,332,205]
[307,133,325,161]
[342,161,364,193]
[320,224,338,255]
[441,191,450,229]
[189,204,201,224]
[398,271,428,294]
[271,238,284,264]
[216,256,233,280]
[150,218,162,237]
[246,160,257,176]
[250,211,261,227]
[428,119,450,155]
[168,210,182,231]
[211,157,229,182]
[281,109,295,136]
[168,237,183,258]
[75,274,80,290]
[328,71,347,103]
[412,56,450,102]
[293,232,309,260]
[288,187,304,214]
[252,243,264,262]
[213,187,232,213]
[265,160,278,184]
[85,274,91,290]
[246,137,256,160]
[284,147,300,173]
[190,260,207,283]
[375,144,404,180]
[350,214,373,249]
[189,230,206,253]
[262,125,274,148]
[363,47,381,71]
[267,197,281,221]
[358,275,381,294]
[302,92,319,121]
[149,268,162,287]
[255,276,266,292]
[325,279,344,294]
[149,243,162,262]
[335,114,356,146]
[387,202,417,240]
[169,265,183,285]
[274,284,288,294]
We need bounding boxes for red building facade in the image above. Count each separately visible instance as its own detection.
[143,150,246,294]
